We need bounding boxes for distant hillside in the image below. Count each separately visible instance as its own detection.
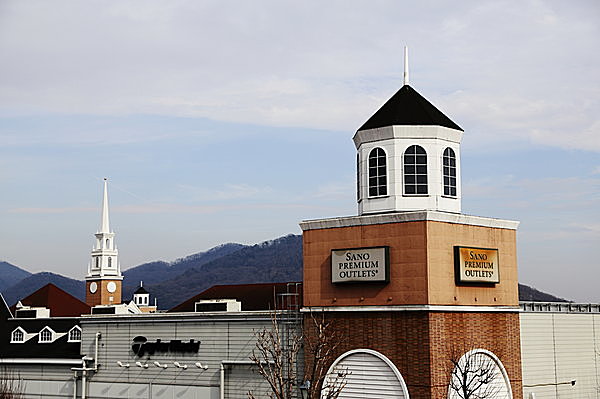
[1,272,85,306]
[150,234,303,309]
[121,243,246,300]
[2,234,570,309]
[0,261,31,292]
[518,283,567,302]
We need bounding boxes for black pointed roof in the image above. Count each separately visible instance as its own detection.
[358,85,463,132]
[134,286,149,295]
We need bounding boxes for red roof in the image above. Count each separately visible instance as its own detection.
[10,283,90,317]
[168,282,302,313]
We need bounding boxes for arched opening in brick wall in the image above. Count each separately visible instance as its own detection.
[322,348,409,399]
[447,349,512,399]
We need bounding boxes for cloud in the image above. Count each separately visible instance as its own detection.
[0,1,597,152]
[465,175,600,212]
[9,206,95,214]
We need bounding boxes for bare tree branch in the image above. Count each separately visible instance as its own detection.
[0,367,23,399]
[448,348,501,399]
[248,311,348,399]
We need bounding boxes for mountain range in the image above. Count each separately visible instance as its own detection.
[0,234,567,309]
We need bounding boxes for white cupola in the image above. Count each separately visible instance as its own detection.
[355,48,463,215]
[133,282,150,307]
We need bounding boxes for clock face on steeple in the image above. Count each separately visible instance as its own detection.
[89,282,98,293]
[107,282,117,293]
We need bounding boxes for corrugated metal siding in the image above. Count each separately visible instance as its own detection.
[329,352,407,399]
[21,378,75,399]
[79,315,278,398]
[226,364,271,399]
[520,312,600,399]
[86,381,219,399]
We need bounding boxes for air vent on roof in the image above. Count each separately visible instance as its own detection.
[14,306,50,319]
[92,307,116,315]
[194,299,241,313]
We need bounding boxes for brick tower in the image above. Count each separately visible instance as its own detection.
[301,49,522,399]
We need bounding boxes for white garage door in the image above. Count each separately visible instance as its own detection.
[322,349,409,399]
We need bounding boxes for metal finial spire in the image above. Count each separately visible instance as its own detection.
[99,178,110,233]
[403,46,409,86]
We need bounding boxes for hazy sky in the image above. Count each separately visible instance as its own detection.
[0,1,598,302]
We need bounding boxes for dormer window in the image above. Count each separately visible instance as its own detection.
[39,326,55,343]
[11,327,26,343]
[68,326,82,342]
[368,147,387,197]
[442,147,457,197]
[403,145,428,195]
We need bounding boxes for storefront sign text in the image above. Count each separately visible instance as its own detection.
[331,247,389,284]
[131,336,200,357]
[454,246,500,284]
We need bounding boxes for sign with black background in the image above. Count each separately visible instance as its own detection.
[454,246,500,284]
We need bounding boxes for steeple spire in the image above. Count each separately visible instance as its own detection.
[86,178,122,307]
[403,46,409,86]
[99,178,110,233]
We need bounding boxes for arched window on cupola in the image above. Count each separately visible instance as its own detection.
[404,145,428,195]
[356,154,360,201]
[368,148,387,197]
[108,257,112,267]
[106,239,110,249]
[442,147,457,197]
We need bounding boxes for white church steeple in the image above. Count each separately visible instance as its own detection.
[86,178,123,307]
[99,178,110,234]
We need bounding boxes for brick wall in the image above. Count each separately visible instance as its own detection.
[304,311,522,399]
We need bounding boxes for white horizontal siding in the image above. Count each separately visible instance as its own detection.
[80,317,277,397]
[521,312,600,399]
[329,352,407,399]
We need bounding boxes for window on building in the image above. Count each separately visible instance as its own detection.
[95,257,99,268]
[11,328,25,343]
[39,327,53,343]
[356,154,361,201]
[68,326,82,342]
[404,145,428,195]
[443,147,457,197]
[106,239,110,249]
[368,148,387,197]
[108,257,112,267]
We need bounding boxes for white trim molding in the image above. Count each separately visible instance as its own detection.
[38,326,59,343]
[67,325,82,342]
[0,358,84,365]
[10,326,37,344]
[10,327,27,343]
[302,305,521,313]
[300,210,519,231]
